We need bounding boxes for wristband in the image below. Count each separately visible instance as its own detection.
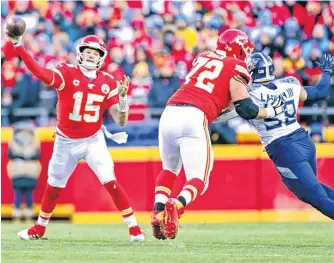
[119,97,129,112]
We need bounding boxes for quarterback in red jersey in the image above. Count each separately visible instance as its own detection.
[152,29,285,240]
[7,32,144,242]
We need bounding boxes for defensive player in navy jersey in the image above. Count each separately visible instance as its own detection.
[218,52,334,219]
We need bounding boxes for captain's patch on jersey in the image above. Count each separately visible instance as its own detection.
[73,79,80,86]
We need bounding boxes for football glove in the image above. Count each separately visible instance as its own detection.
[266,96,285,118]
[316,54,334,75]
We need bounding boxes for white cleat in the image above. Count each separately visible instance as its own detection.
[17,223,47,240]
[18,229,34,240]
[129,226,145,242]
[130,233,145,242]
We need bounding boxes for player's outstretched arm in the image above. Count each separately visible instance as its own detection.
[6,33,62,89]
[109,75,130,126]
[230,77,285,120]
[300,54,334,102]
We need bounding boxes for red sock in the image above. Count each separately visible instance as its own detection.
[38,184,63,226]
[178,178,204,206]
[154,170,177,207]
[104,180,133,218]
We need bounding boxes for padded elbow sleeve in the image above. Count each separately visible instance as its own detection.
[234,98,259,120]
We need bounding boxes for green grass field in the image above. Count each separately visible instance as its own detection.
[2,222,334,263]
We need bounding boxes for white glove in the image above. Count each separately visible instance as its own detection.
[265,96,285,119]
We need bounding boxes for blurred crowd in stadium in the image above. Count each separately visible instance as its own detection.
[1,0,334,144]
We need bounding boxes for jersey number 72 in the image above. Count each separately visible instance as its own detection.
[184,57,224,93]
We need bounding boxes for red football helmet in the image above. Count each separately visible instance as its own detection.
[216,29,254,61]
[76,35,107,70]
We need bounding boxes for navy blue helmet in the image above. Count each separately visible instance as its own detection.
[246,52,275,83]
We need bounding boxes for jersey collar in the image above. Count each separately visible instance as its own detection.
[79,65,97,80]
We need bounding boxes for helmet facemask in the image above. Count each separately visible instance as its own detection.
[247,52,276,83]
[77,46,106,70]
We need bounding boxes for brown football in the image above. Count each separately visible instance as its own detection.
[6,16,26,37]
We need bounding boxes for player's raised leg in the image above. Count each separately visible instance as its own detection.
[163,109,213,239]
[18,136,78,240]
[308,150,334,201]
[267,134,334,220]
[177,117,213,209]
[280,161,334,219]
[152,108,182,239]
[85,131,144,242]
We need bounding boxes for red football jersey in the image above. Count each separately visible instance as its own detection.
[53,64,119,138]
[167,51,251,123]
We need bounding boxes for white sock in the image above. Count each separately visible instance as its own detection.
[178,190,192,206]
[37,212,51,226]
[123,214,138,228]
[154,193,168,205]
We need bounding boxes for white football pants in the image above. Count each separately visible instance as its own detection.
[48,130,115,188]
[159,106,214,193]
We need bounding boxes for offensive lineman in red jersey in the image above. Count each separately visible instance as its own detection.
[6,32,144,242]
[152,29,286,239]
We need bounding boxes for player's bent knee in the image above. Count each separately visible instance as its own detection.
[102,178,116,186]
[201,180,210,195]
[164,167,180,176]
[97,171,116,185]
[47,177,67,188]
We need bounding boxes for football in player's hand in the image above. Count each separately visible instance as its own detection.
[6,16,26,37]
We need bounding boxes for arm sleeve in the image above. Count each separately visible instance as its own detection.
[15,45,63,89]
[233,98,259,120]
[304,73,331,101]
